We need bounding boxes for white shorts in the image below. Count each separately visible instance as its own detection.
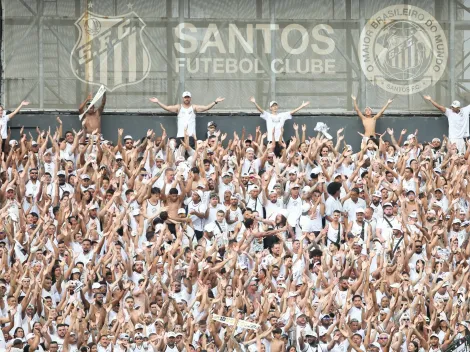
[449,138,466,154]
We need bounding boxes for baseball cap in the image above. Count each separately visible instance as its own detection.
[372,191,382,198]
[204,223,215,232]
[355,208,365,214]
[177,208,186,214]
[123,135,133,140]
[269,101,278,107]
[383,202,393,208]
[182,91,191,98]
[451,100,461,108]
[92,282,101,289]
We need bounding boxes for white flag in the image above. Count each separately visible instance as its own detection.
[79,85,106,121]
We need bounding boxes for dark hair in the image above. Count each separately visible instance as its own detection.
[169,188,179,195]
[151,187,161,195]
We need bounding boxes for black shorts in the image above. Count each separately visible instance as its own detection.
[194,230,203,241]
[167,223,176,235]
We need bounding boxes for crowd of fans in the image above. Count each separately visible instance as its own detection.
[0,93,469,352]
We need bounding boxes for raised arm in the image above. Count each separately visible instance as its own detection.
[249,96,264,114]
[98,92,107,113]
[351,94,365,119]
[374,98,393,120]
[194,97,225,112]
[79,93,92,114]
[149,97,179,113]
[7,100,30,119]
[423,95,446,113]
[290,101,310,115]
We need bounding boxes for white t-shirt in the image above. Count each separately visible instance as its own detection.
[260,111,292,141]
[177,105,196,137]
[0,112,9,139]
[445,106,470,139]
[343,198,367,222]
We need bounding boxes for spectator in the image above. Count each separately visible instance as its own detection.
[1,107,470,352]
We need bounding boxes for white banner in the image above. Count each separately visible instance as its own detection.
[212,314,260,330]
[79,85,106,121]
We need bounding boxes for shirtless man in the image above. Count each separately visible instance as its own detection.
[351,94,393,139]
[78,91,107,134]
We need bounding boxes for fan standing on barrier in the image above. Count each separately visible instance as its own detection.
[78,90,107,136]
[149,91,225,148]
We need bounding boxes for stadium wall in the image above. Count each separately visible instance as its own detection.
[9,113,449,150]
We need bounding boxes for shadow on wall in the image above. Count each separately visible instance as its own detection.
[8,113,448,151]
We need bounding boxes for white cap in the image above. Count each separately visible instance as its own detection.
[81,174,90,180]
[71,268,80,274]
[246,147,254,153]
[204,223,215,232]
[318,326,328,336]
[302,203,311,213]
[269,101,278,107]
[135,323,144,329]
[392,224,402,232]
[115,152,123,160]
[182,91,191,97]
[92,282,101,289]
[193,190,203,199]
[356,208,365,214]
[372,191,382,198]
[155,151,164,160]
[451,100,461,108]
[57,170,66,176]
[453,219,461,224]
[167,331,177,338]
[302,186,311,194]
[408,212,418,218]
[123,135,133,140]
[177,208,186,214]
[26,333,36,341]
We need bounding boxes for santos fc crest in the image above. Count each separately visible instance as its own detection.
[70,11,151,91]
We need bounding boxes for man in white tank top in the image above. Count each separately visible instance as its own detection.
[149,91,225,147]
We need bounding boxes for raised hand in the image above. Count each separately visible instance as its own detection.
[21,101,30,106]
[387,99,393,104]
[351,94,356,101]
[249,96,256,103]
[423,95,432,101]
[149,97,159,103]
[301,101,310,107]
[215,97,225,103]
